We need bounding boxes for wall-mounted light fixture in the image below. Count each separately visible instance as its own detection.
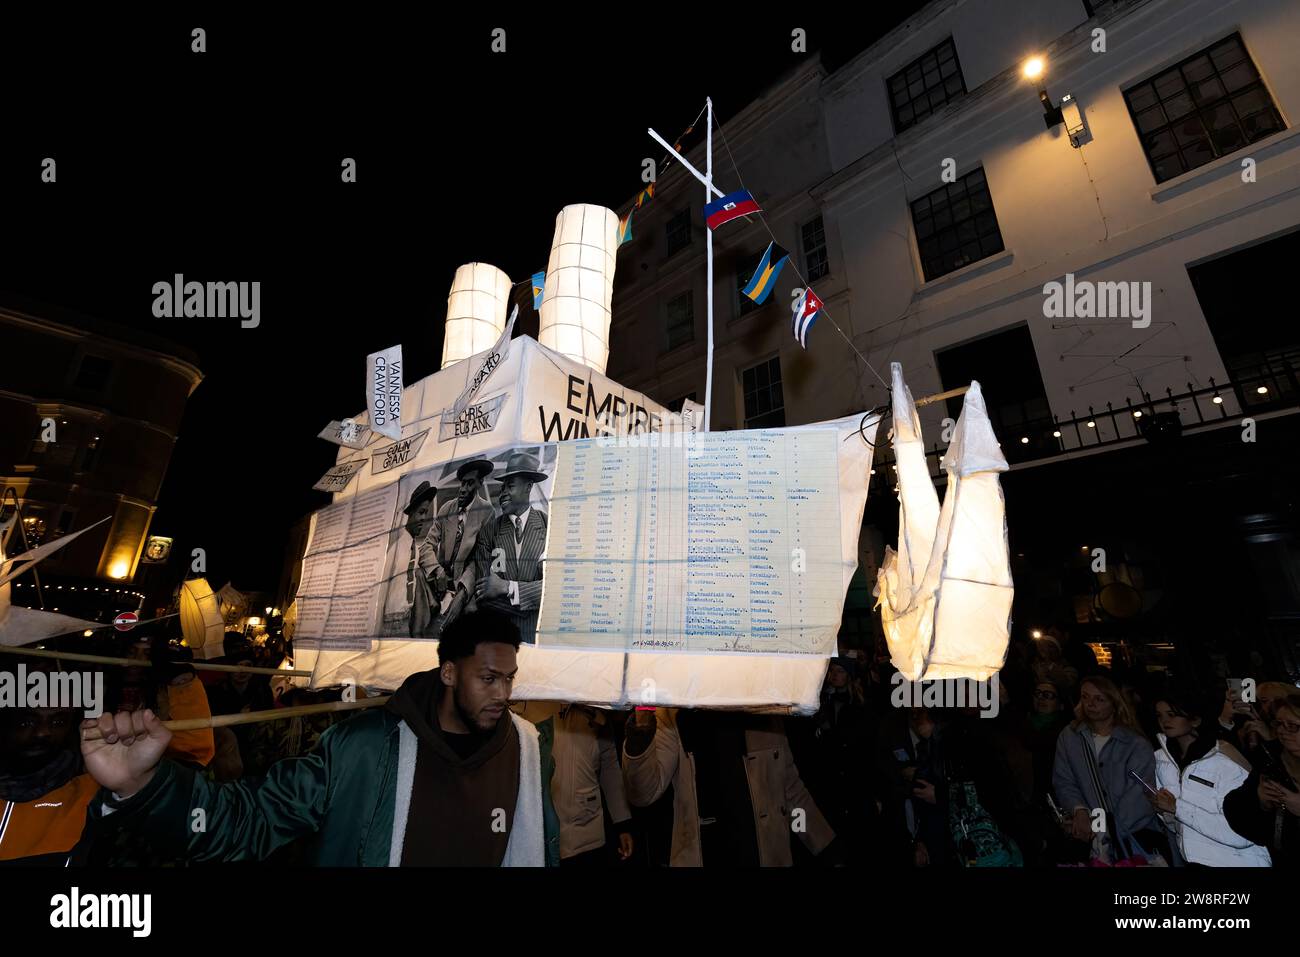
[1023,57,1064,129]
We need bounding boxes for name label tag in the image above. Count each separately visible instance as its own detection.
[1188,774,1214,788]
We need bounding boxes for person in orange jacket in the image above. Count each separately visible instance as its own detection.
[118,639,215,768]
[1,701,99,865]
[1,639,217,866]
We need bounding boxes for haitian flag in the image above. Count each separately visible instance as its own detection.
[704,189,761,230]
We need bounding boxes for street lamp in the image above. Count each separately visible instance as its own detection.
[1024,56,1064,128]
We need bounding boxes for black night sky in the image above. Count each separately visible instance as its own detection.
[0,9,927,591]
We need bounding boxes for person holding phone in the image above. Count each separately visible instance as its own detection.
[1224,694,1300,868]
[1052,676,1160,863]
[1150,688,1271,867]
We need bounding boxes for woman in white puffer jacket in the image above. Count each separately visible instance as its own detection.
[1151,691,1272,867]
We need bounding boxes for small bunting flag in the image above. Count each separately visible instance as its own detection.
[531,271,545,310]
[741,242,789,305]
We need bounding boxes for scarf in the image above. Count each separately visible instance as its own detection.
[0,747,83,803]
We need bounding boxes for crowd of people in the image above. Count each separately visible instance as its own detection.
[1,612,1297,868]
[784,627,1300,869]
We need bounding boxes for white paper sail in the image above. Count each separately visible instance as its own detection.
[0,516,111,588]
[875,365,1013,681]
[0,606,106,647]
[0,512,107,646]
[874,364,940,681]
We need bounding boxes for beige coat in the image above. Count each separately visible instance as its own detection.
[550,705,632,859]
[622,708,834,866]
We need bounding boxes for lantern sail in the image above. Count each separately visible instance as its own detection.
[873,363,940,680]
[875,364,1013,681]
[0,507,108,646]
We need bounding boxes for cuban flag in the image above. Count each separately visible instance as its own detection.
[704,189,761,230]
[791,287,824,348]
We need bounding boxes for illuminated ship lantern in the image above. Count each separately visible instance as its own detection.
[179,577,227,660]
[875,363,1014,681]
[537,204,619,375]
[440,263,513,370]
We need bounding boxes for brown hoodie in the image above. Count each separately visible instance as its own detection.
[386,669,519,866]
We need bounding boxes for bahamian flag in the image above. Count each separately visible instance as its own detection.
[617,209,634,246]
[741,242,789,305]
[531,271,545,310]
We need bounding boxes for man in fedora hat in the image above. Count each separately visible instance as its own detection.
[473,450,549,645]
[427,457,494,636]
[403,480,439,638]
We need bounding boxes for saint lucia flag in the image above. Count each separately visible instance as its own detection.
[617,209,634,246]
[531,272,545,310]
[791,287,824,348]
[741,242,789,305]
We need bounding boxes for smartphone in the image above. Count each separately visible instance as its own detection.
[1046,793,1068,822]
[1130,769,1158,796]
[1228,678,1253,714]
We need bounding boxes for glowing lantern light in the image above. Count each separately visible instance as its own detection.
[537,204,619,374]
[440,263,512,369]
[179,578,226,660]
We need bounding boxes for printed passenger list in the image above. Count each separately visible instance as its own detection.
[295,482,400,648]
[537,428,845,654]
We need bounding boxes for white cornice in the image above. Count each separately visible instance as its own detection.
[0,307,204,390]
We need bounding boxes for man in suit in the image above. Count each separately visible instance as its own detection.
[403,480,439,638]
[473,450,548,645]
[428,458,494,635]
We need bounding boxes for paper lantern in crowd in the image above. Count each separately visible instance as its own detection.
[538,205,619,375]
[875,363,1013,681]
[441,263,513,369]
[180,577,227,660]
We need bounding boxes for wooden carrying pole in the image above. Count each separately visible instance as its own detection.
[0,643,312,678]
[913,385,969,408]
[81,695,391,739]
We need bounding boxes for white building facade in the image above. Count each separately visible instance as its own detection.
[609,0,1300,464]
[606,0,1300,672]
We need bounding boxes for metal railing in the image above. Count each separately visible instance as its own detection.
[868,356,1300,494]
